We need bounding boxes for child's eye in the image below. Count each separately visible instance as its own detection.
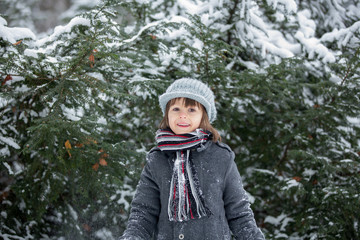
[188,108,196,112]
[172,107,180,111]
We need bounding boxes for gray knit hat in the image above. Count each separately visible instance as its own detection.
[159,78,217,123]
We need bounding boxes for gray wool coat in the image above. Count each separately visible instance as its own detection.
[120,141,265,240]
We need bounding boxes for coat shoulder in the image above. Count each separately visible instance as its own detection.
[213,141,233,153]
[148,146,161,155]
[146,146,162,162]
[209,141,235,163]
[146,146,171,167]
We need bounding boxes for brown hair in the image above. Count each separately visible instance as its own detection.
[159,98,221,142]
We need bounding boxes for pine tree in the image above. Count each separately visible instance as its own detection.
[0,2,155,238]
[1,0,360,239]
[232,55,360,239]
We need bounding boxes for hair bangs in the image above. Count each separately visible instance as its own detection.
[168,97,203,109]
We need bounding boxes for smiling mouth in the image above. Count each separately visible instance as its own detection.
[177,123,190,127]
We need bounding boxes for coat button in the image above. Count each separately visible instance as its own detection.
[179,233,184,239]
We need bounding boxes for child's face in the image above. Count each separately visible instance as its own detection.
[168,98,203,134]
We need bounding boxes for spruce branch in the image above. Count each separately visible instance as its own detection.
[330,46,360,104]
[276,138,293,171]
[226,0,240,44]
[340,47,360,87]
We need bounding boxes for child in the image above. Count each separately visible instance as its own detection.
[120,78,265,240]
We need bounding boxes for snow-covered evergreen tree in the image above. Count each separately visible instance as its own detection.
[1,0,359,239]
[0,2,158,238]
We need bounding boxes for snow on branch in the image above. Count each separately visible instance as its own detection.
[0,16,36,43]
[0,136,20,150]
[295,10,337,63]
[121,16,191,46]
[266,0,297,13]
[321,21,360,48]
[36,16,91,46]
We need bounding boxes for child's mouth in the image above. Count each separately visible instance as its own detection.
[177,123,190,127]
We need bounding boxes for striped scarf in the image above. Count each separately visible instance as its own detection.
[156,128,212,222]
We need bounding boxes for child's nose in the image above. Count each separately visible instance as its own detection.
[179,110,187,118]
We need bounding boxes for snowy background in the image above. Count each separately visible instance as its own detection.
[1,0,360,239]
